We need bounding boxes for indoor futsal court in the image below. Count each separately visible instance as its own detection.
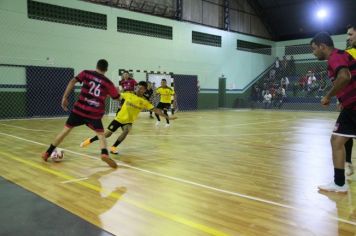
[1,0,356,236]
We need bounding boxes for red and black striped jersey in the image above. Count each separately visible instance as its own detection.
[328,49,356,109]
[73,70,119,119]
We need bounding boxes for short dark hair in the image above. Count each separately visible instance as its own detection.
[123,70,129,74]
[138,81,148,89]
[97,59,108,71]
[310,32,334,47]
[161,79,167,82]
[347,24,355,30]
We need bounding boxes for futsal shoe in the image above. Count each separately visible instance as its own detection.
[101,154,118,168]
[155,121,160,127]
[165,124,170,128]
[41,152,50,162]
[345,162,354,178]
[110,146,119,155]
[318,182,348,193]
[80,138,91,148]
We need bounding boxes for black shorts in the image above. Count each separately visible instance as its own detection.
[157,102,171,110]
[107,119,132,133]
[65,112,104,132]
[333,109,356,137]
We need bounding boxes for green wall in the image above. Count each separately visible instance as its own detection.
[0,0,274,89]
[2,0,346,113]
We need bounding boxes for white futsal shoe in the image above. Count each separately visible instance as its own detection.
[318,182,348,193]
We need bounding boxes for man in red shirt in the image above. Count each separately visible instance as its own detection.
[117,71,137,113]
[42,59,120,168]
[311,32,356,192]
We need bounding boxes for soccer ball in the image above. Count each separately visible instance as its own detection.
[50,148,64,162]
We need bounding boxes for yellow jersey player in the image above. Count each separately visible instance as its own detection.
[80,81,177,154]
[155,79,175,127]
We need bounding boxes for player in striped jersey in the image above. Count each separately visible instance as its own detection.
[343,23,356,178]
[311,32,356,192]
[42,59,120,168]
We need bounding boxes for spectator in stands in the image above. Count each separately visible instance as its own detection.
[289,56,296,76]
[281,56,288,78]
[263,90,272,109]
[250,85,260,109]
[299,75,308,91]
[275,57,280,69]
[274,86,286,108]
[306,71,316,93]
[269,69,276,82]
[317,78,327,98]
[281,77,290,90]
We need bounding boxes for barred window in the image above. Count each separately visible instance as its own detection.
[117,17,173,40]
[192,31,222,47]
[27,0,107,30]
[285,44,312,55]
[237,40,271,55]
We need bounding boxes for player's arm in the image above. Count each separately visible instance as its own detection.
[61,78,78,111]
[151,108,177,120]
[321,68,351,106]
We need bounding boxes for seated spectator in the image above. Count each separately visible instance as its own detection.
[317,79,327,98]
[299,75,307,91]
[250,85,260,109]
[306,71,316,93]
[281,77,290,90]
[274,86,286,108]
[263,91,272,109]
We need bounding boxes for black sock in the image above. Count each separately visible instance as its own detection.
[155,113,161,121]
[171,108,175,115]
[90,136,99,143]
[46,144,56,155]
[334,168,345,186]
[164,110,169,124]
[101,149,108,155]
[345,139,353,163]
[113,140,121,147]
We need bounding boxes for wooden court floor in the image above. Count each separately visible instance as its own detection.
[1,110,356,236]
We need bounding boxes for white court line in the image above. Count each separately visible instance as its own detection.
[0,116,67,122]
[207,119,294,128]
[0,131,356,226]
[0,123,291,137]
[0,123,53,132]
[61,177,88,184]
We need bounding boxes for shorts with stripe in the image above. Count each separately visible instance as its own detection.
[65,112,104,132]
[333,109,356,137]
[107,119,132,133]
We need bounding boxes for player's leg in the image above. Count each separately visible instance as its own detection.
[80,119,118,147]
[171,100,175,115]
[155,103,163,126]
[42,126,73,161]
[163,106,170,126]
[110,124,132,154]
[42,112,82,161]
[90,119,117,168]
[345,138,354,177]
[319,109,354,192]
[96,131,117,168]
